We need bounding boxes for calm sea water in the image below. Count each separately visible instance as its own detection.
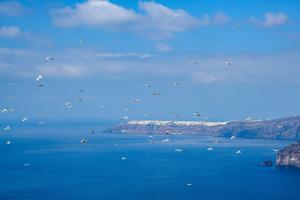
[1,121,300,200]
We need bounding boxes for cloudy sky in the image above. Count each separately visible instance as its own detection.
[1,0,300,121]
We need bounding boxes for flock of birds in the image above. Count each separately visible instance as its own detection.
[0,40,251,187]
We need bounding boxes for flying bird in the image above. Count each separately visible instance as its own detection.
[1,109,8,114]
[161,138,170,143]
[144,83,152,88]
[80,139,88,144]
[153,91,160,96]
[22,117,28,122]
[45,56,54,61]
[79,39,85,45]
[36,75,43,82]
[235,150,242,154]
[173,81,181,87]
[77,88,85,93]
[189,61,197,65]
[174,148,183,152]
[122,116,129,120]
[225,59,231,66]
[207,147,214,151]
[75,97,83,102]
[64,102,72,109]
[133,99,141,103]
[194,112,201,117]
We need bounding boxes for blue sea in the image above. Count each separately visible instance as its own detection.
[1,121,300,200]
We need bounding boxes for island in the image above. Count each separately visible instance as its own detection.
[105,116,300,140]
[276,143,300,168]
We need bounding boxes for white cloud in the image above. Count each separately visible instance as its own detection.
[211,12,231,25]
[52,0,228,38]
[52,0,138,27]
[0,1,24,16]
[250,12,288,27]
[156,43,172,52]
[138,1,199,32]
[0,26,21,38]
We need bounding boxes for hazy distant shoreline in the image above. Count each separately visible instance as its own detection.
[106,116,300,140]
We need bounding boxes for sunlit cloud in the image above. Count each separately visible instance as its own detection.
[0,1,25,16]
[0,26,21,38]
[249,12,288,27]
[156,43,172,52]
[52,0,230,38]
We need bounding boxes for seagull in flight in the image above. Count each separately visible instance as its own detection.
[133,99,141,103]
[1,108,8,114]
[122,116,129,120]
[79,39,85,45]
[22,117,28,122]
[148,139,156,144]
[45,56,54,61]
[207,147,213,151]
[75,97,83,102]
[144,83,151,88]
[174,148,183,152]
[64,102,72,109]
[225,59,231,66]
[36,75,43,82]
[37,84,45,87]
[235,150,242,154]
[189,61,197,65]
[173,81,181,87]
[153,91,160,96]
[80,139,88,144]
[77,88,85,93]
[194,112,201,117]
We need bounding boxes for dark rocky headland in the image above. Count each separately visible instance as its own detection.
[276,143,300,168]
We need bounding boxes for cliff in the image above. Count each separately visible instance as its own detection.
[105,116,300,139]
[276,143,300,168]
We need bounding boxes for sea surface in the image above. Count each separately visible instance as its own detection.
[1,121,300,200]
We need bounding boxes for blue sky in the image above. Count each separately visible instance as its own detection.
[1,0,300,122]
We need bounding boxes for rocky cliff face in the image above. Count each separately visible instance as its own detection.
[106,116,300,139]
[276,143,300,168]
